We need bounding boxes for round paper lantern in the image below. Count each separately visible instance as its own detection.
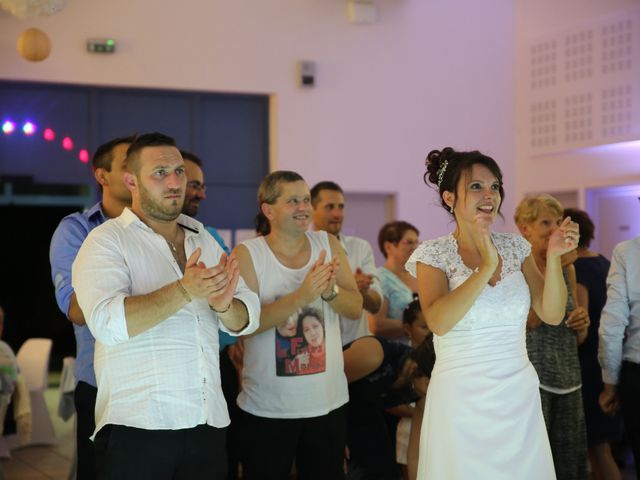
[17,28,51,62]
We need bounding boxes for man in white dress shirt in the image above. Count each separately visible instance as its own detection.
[599,236,640,480]
[310,181,382,345]
[72,133,259,480]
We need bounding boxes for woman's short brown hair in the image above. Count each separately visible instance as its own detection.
[377,221,419,258]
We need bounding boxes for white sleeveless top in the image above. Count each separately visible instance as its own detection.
[238,231,349,418]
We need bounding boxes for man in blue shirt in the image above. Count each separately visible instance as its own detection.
[49,135,134,480]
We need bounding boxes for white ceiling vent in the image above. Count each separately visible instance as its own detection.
[526,7,640,155]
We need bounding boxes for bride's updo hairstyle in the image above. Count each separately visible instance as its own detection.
[424,147,505,216]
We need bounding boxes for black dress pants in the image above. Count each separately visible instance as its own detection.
[94,423,227,480]
[239,405,347,480]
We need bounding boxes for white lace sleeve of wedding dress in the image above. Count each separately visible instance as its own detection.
[512,233,532,263]
[405,236,452,278]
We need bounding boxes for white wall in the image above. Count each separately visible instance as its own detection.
[0,0,515,240]
[514,0,640,206]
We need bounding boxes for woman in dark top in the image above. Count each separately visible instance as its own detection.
[565,208,622,480]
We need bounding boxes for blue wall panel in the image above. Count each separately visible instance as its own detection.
[197,95,269,185]
[95,90,193,148]
[198,184,260,231]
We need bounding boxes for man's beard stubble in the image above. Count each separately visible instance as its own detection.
[139,183,183,222]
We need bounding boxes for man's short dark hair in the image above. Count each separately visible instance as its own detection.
[126,132,177,174]
[180,150,202,167]
[310,181,344,207]
[92,135,136,171]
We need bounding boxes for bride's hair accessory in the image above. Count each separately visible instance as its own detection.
[437,159,448,188]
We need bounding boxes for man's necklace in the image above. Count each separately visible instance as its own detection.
[166,239,178,253]
[165,227,181,255]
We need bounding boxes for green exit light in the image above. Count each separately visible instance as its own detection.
[87,38,116,54]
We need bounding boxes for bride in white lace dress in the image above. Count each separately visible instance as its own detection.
[406,148,579,480]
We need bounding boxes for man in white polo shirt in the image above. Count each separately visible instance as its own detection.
[310,181,382,345]
[72,132,259,480]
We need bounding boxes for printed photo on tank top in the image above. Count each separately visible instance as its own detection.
[275,299,326,376]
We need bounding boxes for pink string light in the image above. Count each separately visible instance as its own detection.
[43,128,55,141]
[79,149,89,163]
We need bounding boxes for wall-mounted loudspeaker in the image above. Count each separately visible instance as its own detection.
[298,61,316,88]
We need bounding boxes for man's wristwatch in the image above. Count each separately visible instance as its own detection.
[321,286,339,302]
